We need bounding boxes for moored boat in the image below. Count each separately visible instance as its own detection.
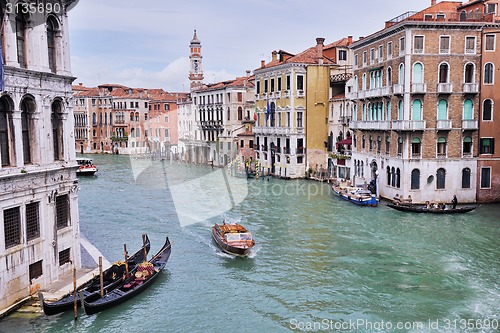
[81,236,172,315]
[387,203,479,214]
[212,222,255,256]
[76,157,98,176]
[331,184,379,207]
[40,234,151,316]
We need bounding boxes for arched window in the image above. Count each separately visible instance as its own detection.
[51,100,64,161]
[386,166,391,186]
[484,63,494,84]
[436,168,446,189]
[411,137,421,157]
[462,168,471,189]
[21,98,36,164]
[362,73,367,90]
[386,101,391,121]
[482,99,493,121]
[464,63,474,83]
[398,100,404,120]
[238,107,243,121]
[412,62,424,83]
[398,63,405,84]
[460,10,467,21]
[463,99,473,120]
[0,97,13,166]
[396,168,401,188]
[437,137,447,157]
[227,107,230,121]
[16,11,28,68]
[391,167,396,187]
[411,169,420,190]
[411,99,422,120]
[387,67,392,86]
[47,16,59,73]
[439,63,449,83]
[397,137,403,156]
[463,136,472,157]
[130,112,134,121]
[437,99,448,120]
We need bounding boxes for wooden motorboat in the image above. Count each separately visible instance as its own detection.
[331,184,378,207]
[212,222,255,256]
[40,234,151,316]
[387,203,479,214]
[76,158,98,176]
[81,236,171,315]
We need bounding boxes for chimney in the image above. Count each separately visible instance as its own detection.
[431,0,436,5]
[261,60,265,68]
[272,50,277,61]
[348,36,353,44]
[246,70,251,77]
[316,37,325,65]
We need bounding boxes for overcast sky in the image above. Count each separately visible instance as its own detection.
[68,0,433,92]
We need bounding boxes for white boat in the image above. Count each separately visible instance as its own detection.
[331,184,378,207]
[76,158,98,176]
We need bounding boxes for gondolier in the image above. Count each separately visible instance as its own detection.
[452,195,458,209]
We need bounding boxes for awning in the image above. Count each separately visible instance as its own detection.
[336,137,352,146]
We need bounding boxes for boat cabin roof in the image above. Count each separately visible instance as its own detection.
[216,223,248,234]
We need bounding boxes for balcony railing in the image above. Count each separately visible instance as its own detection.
[350,121,390,130]
[381,86,392,96]
[366,88,382,98]
[297,90,305,98]
[261,145,268,152]
[296,148,306,155]
[463,83,478,94]
[411,83,427,94]
[437,83,453,94]
[392,120,426,131]
[283,147,291,154]
[462,119,478,130]
[393,84,404,94]
[436,119,452,130]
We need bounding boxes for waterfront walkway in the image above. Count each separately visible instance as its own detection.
[0,234,110,317]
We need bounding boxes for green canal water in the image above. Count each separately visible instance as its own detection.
[1,154,499,332]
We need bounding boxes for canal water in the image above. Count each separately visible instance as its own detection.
[1,154,499,333]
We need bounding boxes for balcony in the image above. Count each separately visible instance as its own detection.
[283,147,291,154]
[297,90,305,98]
[437,83,453,94]
[463,83,478,94]
[392,120,426,131]
[261,145,268,152]
[358,90,367,99]
[411,83,427,94]
[351,120,391,130]
[339,116,350,125]
[346,91,358,100]
[393,84,404,95]
[366,88,382,98]
[436,120,452,130]
[275,91,281,98]
[284,90,290,98]
[381,86,392,96]
[462,119,478,130]
[296,147,306,155]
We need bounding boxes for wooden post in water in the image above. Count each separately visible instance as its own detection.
[124,244,129,275]
[73,268,77,321]
[142,234,147,262]
[99,256,104,297]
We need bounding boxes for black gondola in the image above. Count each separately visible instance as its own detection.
[387,203,479,214]
[40,234,151,316]
[82,236,171,315]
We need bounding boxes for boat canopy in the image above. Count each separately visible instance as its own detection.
[225,232,252,242]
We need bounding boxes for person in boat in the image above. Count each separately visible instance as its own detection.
[452,195,458,209]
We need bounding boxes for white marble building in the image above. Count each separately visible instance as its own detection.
[0,1,81,312]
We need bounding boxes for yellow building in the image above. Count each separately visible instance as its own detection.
[253,37,352,178]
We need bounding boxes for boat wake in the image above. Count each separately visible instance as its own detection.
[247,244,262,259]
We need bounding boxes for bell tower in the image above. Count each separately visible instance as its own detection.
[189,30,204,91]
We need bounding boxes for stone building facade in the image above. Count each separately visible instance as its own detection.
[0,1,81,312]
[349,0,499,203]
